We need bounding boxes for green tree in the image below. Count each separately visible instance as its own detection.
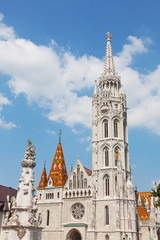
[151,183,160,208]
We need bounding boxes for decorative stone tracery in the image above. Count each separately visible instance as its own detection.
[71,203,85,220]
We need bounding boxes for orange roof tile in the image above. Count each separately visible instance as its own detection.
[137,191,151,209]
[47,142,68,187]
[37,167,48,189]
[84,166,92,176]
[137,206,150,222]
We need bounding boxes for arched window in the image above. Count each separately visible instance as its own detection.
[104,148,109,167]
[39,194,42,200]
[69,180,72,190]
[103,120,108,138]
[114,120,118,137]
[47,210,50,226]
[57,192,59,198]
[115,147,119,166]
[115,175,117,194]
[105,234,109,240]
[105,206,109,225]
[77,165,80,189]
[104,175,109,196]
[73,172,76,189]
[84,178,87,189]
[80,172,84,188]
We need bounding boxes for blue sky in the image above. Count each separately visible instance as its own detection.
[0,0,160,192]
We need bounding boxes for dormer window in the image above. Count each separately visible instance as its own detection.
[48,177,54,187]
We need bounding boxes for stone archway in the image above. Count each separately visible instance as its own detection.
[66,229,82,240]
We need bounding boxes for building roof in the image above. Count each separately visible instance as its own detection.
[137,206,150,222]
[84,166,92,176]
[47,142,68,187]
[37,167,48,189]
[137,191,151,209]
[0,185,17,211]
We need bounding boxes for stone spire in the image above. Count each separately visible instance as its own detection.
[47,139,68,187]
[104,32,116,76]
[37,164,48,189]
[93,80,98,95]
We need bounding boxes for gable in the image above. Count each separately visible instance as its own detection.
[64,159,93,198]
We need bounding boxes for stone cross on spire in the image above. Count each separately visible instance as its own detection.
[104,32,115,76]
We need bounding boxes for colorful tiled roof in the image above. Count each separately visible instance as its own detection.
[137,191,151,209]
[37,167,48,189]
[47,142,68,187]
[137,206,150,222]
[84,166,92,176]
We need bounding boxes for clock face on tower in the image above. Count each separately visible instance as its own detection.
[71,203,85,220]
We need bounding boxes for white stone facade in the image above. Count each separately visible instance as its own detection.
[36,33,139,240]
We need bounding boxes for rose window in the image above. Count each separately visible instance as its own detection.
[72,203,85,220]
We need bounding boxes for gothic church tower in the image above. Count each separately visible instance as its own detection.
[92,32,138,239]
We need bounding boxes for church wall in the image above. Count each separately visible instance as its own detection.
[62,197,93,227]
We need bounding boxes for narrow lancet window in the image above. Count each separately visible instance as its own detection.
[77,165,80,189]
[73,173,76,189]
[84,178,87,189]
[105,149,109,167]
[80,172,84,188]
[114,120,118,137]
[115,148,119,166]
[104,175,109,196]
[104,120,108,138]
[47,210,50,226]
[105,206,109,225]
[69,180,72,190]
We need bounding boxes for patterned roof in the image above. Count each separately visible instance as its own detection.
[37,167,48,189]
[47,142,68,187]
[137,191,151,209]
[84,166,92,176]
[137,206,150,222]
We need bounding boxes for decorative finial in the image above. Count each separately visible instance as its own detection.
[71,163,73,172]
[27,139,32,147]
[59,129,62,143]
[77,155,79,160]
[106,32,112,41]
[44,161,46,169]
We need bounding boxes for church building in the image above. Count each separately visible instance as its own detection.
[37,32,138,240]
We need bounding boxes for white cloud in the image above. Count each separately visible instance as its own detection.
[45,129,56,135]
[0,14,160,135]
[0,13,15,40]
[0,93,16,129]
[80,136,92,152]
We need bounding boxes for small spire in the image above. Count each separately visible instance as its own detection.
[104,31,115,76]
[59,129,62,143]
[77,155,79,161]
[44,161,46,169]
[138,194,141,206]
